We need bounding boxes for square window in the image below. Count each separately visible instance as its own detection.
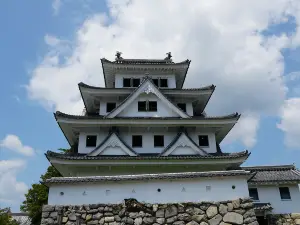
[106,102,116,113]
[249,188,259,201]
[86,135,97,147]
[160,79,168,87]
[132,78,140,87]
[138,101,147,111]
[148,101,157,112]
[154,135,164,147]
[199,135,209,147]
[279,187,291,200]
[123,78,131,87]
[177,103,186,112]
[152,79,159,86]
[132,135,142,147]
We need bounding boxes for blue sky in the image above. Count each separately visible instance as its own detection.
[1,0,300,212]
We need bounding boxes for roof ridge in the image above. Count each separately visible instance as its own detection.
[101,58,191,65]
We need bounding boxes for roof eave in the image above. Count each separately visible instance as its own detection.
[248,180,300,185]
[43,170,252,187]
[200,85,216,113]
[78,83,89,114]
[180,60,191,88]
[54,113,72,147]
[46,150,250,163]
[100,58,108,88]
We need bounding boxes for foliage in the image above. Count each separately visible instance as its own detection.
[0,208,19,225]
[20,165,62,225]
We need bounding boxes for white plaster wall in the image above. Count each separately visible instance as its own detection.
[78,128,217,154]
[117,93,179,118]
[48,177,249,205]
[100,147,127,155]
[189,132,217,153]
[99,101,121,116]
[170,146,199,155]
[115,74,176,88]
[253,185,300,214]
[119,129,177,154]
[98,97,194,116]
[78,130,108,154]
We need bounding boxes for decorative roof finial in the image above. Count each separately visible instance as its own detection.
[165,52,172,61]
[115,51,123,60]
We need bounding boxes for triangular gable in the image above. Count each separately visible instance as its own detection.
[105,77,190,118]
[88,133,137,156]
[161,132,207,156]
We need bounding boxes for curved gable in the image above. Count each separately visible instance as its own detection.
[105,78,190,118]
[88,133,137,156]
[161,132,207,156]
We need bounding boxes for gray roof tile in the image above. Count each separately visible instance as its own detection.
[46,150,250,161]
[78,82,215,91]
[242,165,300,184]
[43,170,251,186]
[55,111,240,120]
[101,58,190,65]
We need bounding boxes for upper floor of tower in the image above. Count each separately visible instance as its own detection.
[101,52,191,89]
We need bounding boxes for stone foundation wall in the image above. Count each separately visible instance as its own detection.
[41,198,258,225]
[268,213,300,225]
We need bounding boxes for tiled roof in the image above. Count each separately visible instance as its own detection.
[46,150,250,161]
[242,165,300,184]
[253,203,272,211]
[43,170,251,186]
[78,82,216,91]
[55,111,240,120]
[87,132,138,156]
[101,58,190,65]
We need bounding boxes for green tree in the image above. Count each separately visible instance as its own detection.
[20,148,71,224]
[20,165,62,225]
[0,208,19,225]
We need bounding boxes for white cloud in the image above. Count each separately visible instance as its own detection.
[223,114,260,148]
[44,34,61,47]
[26,0,300,148]
[0,160,28,204]
[52,0,62,15]
[277,98,300,148]
[0,135,35,156]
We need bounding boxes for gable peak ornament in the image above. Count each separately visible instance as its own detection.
[144,84,155,95]
[165,52,172,61]
[115,51,123,60]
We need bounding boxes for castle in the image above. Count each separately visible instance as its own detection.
[43,52,300,225]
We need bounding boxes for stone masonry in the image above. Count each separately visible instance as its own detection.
[268,213,300,225]
[41,198,258,225]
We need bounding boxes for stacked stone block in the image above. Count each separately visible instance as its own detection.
[41,198,258,225]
